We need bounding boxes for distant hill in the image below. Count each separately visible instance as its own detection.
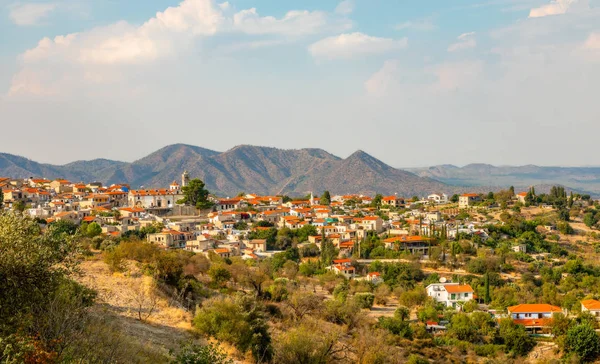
[0,144,457,197]
[408,164,600,196]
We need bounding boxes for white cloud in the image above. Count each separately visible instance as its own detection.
[9,0,354,96]
[394,19,436,31]
[365,60,398,94]
[529,0,576,18]
[20,0,222,67]
[447,32,476,52]
[232,8,348,36]
[9,2,57,26]
[335,0,354,15]
[309,32,407,61]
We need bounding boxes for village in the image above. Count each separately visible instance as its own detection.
[3,170,600,345]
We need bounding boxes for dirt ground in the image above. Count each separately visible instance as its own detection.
[75,256,197,358]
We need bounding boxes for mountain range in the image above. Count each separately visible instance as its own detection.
[0,144,455,197]
[408,164,600,196]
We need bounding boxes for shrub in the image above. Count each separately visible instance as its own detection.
[170,342,233,364]
[566,324,600,362]
[353,293,375,309]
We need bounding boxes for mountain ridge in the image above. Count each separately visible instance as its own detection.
[0,144,455,196]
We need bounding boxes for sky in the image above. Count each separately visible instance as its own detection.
[0,0,599,168]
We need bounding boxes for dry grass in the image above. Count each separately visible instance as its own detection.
[74,255,197,358]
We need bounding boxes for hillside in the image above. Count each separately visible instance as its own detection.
[0,144,454,197]
[409,164,600,196]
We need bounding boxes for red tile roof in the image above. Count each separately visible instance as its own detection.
[507,304,562,314]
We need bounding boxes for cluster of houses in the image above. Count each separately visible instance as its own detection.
[6,173,591,335]
[1,173,542,263]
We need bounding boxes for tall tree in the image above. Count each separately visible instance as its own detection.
[320,239,337,267]
[320,191,331,205]
[371,194,383,208]
[177,178,213,209]
[484,273,491,304]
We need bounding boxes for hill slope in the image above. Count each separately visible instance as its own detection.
[0,144,453,196]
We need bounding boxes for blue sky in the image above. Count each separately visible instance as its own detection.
[0,0,599,167]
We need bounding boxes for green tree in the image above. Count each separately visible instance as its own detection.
[86,222,103,237]
[0,213,93,360]
[320,239,338,267]
[193,295,272,362]
[498,318,534,356]
[353,293,375,309]
[448,313,477,342]
[584,212,597,228]
[371,194,383,208]
[12,200,26,213]
[171,342,233,364]
[0,190,3,208]
[177,179,213,209]
[320,190,331,205]
[484,273,491,304]
[566,324,600,362]
[450,194,459,203]
[208,265,231,287]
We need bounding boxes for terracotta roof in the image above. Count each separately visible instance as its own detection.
[443,284,474,294]
[582,299,600,311]
[508,304,562,314]
[333,258,352,264]
[368,272,381,277]
[384,235,432,243]
[461,193,479,197]
[214,248,229,254]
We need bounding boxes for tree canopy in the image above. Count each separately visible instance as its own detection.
[177,178,213,209]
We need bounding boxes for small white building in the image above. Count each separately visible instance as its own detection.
[581,299,600,318]
[427,193,448,204]
[512,244,527,253]
[426,283,474,308]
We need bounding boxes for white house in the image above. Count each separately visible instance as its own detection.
[581,299,600,318]
[426,283,474,308]
[427,193,448,204]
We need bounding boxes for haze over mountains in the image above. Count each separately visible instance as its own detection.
[409,164,600,196]
[0,144,452,197]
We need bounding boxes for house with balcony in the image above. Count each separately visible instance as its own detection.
[507,304,562,334]
[426,283,474,308]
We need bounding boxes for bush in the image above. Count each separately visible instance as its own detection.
[170,342,233,364]
[566,324,600,362]
[474,344,501,357]
[377,317,413,339]
[103,248,126,272]
[498,318,534,357]
[353,293,375,309]
[193,295,272,362]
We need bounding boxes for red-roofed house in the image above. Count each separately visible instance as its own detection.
[507,304,563,333]
[581,299,600,318]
